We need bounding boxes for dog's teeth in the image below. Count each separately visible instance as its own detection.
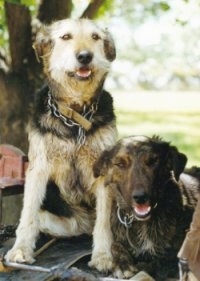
[134,205,151,216]
[76,69,91,78]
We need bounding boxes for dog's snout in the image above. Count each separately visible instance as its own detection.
[76,51,93,64]
[133,190,149,204]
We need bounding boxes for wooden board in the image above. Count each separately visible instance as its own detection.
[0,235,99,281]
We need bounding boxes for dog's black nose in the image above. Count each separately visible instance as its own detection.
[133,190,149,204]
[76,51,93,64]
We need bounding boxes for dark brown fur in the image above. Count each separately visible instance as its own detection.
[94,136,200,280]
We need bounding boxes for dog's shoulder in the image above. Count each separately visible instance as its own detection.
[98,90,114,111]
[31,84,52,131]
[34,83,49,112]
[92,90,116,128]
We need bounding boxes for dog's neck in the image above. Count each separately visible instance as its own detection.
[47,78,105,111]
[45,79,106,145]
[48,91,98,131]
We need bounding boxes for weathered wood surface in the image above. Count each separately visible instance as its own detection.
[0,234,158,281]
[0,235,94,281]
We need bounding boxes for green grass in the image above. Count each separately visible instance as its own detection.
[111,91,200,167]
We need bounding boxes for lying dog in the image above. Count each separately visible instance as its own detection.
[93,136,200,279]
[5,18,117,271]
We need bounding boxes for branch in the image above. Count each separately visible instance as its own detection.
[5,1,32,73]
[0,50,9,71]
[37,0,73,24]
[81,0,105,19]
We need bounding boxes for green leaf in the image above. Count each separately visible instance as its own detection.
[0,0,4,9]
[7,0,21,4]
[94,0,115,18]
[21,0,36,6]
[159,2,170,11]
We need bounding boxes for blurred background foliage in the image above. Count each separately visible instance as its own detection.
[102,0,200,91]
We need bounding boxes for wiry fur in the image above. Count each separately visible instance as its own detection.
[5,18,117,271]
[180,166,200,207]
[93,136,200,280]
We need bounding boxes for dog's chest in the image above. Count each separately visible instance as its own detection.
[133,223,170,256]
[44,136,96,201]
[113,217,176,257]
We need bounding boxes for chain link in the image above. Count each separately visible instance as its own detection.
[178,258,189,281]
[47,91,97,146]
[117,207,135,228]
[117,207,136,249]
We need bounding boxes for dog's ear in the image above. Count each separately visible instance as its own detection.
[93,149,111,178]
[32,25,54,62]
[103,29,116,62]
[170,146,187,180]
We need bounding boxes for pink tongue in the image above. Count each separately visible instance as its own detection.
[134,204,151,216]
[76,69,91,78]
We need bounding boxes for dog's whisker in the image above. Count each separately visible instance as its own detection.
[153,202,158,209]
[170,170,179,184]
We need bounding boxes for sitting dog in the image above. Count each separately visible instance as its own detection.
[93,135,200,279]
[5,18,117,271]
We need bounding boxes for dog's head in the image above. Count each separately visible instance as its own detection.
[94,136,187,221]
[33,18,116,91]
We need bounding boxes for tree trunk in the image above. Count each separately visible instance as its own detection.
[37,0,73,24]
[5,2,33,74]
[1,2,39,152]
[81,0,105,18]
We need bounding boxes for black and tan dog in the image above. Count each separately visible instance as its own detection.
[5,18,117,271]
[93,135,200,279]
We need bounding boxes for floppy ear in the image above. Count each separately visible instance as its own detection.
[93,150,111,178]
[32,25,54,62]
[170,147,187,180]
[103,29,116,62]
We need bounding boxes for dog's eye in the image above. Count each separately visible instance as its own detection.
[114,160,128,169]
[92,33,101,40]
[146,156,159,166]
[60,33,72,40]
[113,156,130,169]
[114,162,125,168]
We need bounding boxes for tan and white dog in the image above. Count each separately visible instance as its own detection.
[5,18,117,272]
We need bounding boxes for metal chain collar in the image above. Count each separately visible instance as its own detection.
[47,91,98,146]
[178,258,190,281]
[117,206,134,228]
[117,206,136,249]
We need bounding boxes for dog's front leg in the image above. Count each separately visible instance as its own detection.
[5,154,49,263]
[89,177,113,272]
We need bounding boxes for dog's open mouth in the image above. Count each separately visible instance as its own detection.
[133,203,152,221]
[75,67,92,80]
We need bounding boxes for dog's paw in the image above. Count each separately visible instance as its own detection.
[88,251,113,272]
[113,265,138,279]
[5,248,35,264]
[111,242,138,278]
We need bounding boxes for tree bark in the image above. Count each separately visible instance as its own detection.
[1,2,43,152]
[5,2,33,74]
[81,0,106,18]
[37,0,73,24]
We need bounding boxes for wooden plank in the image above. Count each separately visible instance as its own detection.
[0,235,93,281]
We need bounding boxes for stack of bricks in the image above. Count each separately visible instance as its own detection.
[0,144,28,224]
